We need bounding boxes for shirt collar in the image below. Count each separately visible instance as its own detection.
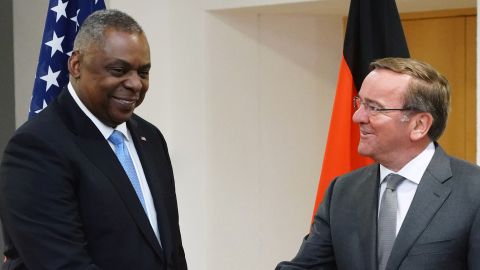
[379,142,435,184]
[68,82,129,141]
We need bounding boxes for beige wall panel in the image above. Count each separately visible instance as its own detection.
[466,15,477,162]
[402,15,472,161]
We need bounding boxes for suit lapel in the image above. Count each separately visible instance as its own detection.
[56,90,164,260]
[127,120,174,256]
[356,165,381,270]
[387,146,452,270]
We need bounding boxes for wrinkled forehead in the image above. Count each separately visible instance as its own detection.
[360,68,411,104]
[363,69,411,92]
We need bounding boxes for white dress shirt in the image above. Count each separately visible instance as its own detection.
[68,83,161,243]
[378,142,435,235]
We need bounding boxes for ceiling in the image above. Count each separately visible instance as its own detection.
[216,0,476,15]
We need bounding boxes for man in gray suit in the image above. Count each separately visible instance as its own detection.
[276,57,480,270]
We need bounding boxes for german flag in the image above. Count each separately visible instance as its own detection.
[312,0,410,216]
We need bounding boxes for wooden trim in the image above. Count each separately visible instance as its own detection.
[465,16,476,162]
[401,8,476,21]
[344,8,477,29]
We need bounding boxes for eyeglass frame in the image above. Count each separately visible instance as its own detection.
[353,96,414,115]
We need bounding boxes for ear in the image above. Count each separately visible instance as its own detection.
[409,112,433,141]
[68,51,81,79]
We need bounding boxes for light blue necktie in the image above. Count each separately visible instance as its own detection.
[108,130,147,212]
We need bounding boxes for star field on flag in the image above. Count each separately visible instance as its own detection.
[29,0,105,118]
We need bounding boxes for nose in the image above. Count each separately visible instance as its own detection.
[352,104,369,124]
[124,71,143,92]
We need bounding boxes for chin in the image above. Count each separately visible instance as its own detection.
[357,145,371,157]
[112,112,134,124]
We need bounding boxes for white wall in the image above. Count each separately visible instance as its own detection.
[98,1,341,268]
[204,12,341,268]
[205,0,317,10]
[13,0,48,126]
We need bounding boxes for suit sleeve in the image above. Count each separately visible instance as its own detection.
[275,179,338,270]
[0,131,101,270]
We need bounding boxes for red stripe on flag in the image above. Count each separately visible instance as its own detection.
[312,56,373,217]
[311,0,408,221]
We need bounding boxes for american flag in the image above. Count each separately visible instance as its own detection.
[29,0,105,118]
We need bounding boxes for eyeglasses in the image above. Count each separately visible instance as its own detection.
[353,96,411,116]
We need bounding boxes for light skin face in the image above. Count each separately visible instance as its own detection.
[68,28,151,127]
[352,68,433,171]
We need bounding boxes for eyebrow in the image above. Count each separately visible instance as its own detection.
[140,63,151,70]
[107,59,151,70]
[362,97,385,108]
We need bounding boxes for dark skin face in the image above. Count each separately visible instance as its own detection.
[68,28,151,127]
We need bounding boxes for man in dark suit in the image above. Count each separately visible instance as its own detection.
[276,58,480,270]
[0,10,187,269]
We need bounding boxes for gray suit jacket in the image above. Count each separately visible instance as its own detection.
[276,145,480,270]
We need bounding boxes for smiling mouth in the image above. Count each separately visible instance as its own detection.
[360,130,373,136]
[112,96,137,105]
[112,97,138,111]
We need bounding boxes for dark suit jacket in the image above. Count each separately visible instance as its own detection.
[0,90,187,270]
[276,145,480,270]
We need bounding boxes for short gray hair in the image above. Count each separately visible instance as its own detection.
[370,57,450,141]
[73,9,144,52]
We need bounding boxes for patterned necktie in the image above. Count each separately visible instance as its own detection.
[108,130,147,212]
[378,173,405,270]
